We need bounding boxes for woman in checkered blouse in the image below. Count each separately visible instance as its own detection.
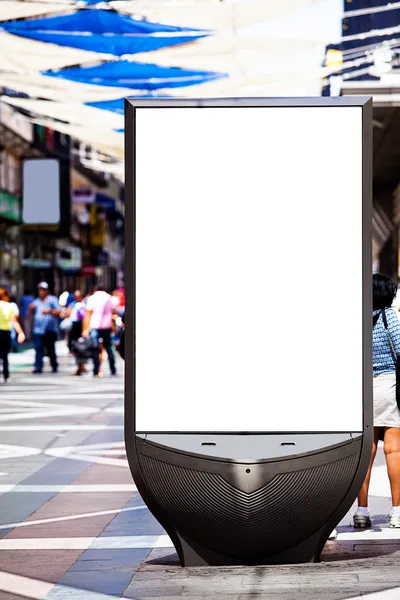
[354,274,400,529]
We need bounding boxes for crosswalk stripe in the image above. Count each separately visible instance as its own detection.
[0,531,398,551]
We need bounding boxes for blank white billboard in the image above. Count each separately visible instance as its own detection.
[134,106,363,433]
[22,158,60,225]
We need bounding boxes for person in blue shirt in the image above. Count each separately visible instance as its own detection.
[354,274,400,530]
[28,282,61,374]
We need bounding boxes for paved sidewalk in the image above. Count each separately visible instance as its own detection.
[0,344,399,599]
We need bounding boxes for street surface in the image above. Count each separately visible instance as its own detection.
[0,344,398,599]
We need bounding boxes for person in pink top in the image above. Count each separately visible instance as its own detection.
[82,284,117,377]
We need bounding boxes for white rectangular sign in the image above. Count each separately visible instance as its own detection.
[22,158,60,225]
[134,106,363,433]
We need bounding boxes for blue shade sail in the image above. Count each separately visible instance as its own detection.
[81,0,112,4]
[43,61,227,90]
[3,9,208,56]
[86,95,170,114]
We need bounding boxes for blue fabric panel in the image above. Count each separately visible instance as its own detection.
[3,9,207,55]
[43,61,227,90]
[82,0,112,4]
[5,29,207,55]
[3,9,201,34]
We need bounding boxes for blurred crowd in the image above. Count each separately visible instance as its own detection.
[0,282,125,382]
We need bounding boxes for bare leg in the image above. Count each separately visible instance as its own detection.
[358,428,379,507]
[384,427,400,506]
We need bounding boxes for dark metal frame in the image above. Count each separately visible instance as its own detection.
[125,96,373,565]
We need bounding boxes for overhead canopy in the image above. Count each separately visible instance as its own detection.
[239,0,341,43]
[0,0,344,164]
[0,71,134,102]
[0,1,68,21]
[129,0,343,95]
[0,30,107,72]
[3,9,209,56]
[115,0,330,31]
[43,60,227,90]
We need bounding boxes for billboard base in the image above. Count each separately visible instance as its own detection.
[127,433,369,566]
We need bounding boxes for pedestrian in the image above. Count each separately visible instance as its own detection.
[82,283,117,377]
[0,288,25,382]
[29,282,61,374]
[64,290,87,376]
[354,274,400,529]
[20,289,34,341]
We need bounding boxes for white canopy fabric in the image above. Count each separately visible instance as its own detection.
[133,36,328,77]
[180,70,327,98]
[114,0,325,31]
[1,96,124,131]
[0,71,135,103]
[0,1,69,22]
[239,0,342,44]
[10,0,72,4]
[131,40,331,96]
[129,0,342,97]
[0,31,111,73]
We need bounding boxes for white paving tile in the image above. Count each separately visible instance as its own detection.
[0,570,53,599]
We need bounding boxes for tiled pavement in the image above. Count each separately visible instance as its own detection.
[0,344,400,599]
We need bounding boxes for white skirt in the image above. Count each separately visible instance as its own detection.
[374,372,400,428]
